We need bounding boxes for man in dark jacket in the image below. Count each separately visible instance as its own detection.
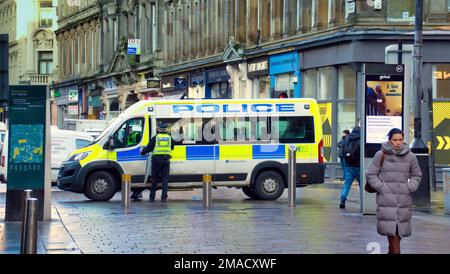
[339,126,361,209]
[337,129,350,181]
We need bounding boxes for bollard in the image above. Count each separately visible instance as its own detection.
[444,168,450,215]
[288,145,297,207]
[122,174,131,209]
[24,198,38,254]
[20,189,33,254]
[203,174,212,209]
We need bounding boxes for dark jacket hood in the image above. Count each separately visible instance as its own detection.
[347,127,360,142]
[381,142,410,156]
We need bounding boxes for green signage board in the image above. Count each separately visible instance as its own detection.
[7,86,47,190]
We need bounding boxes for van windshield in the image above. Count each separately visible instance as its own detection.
[91,117,122,144]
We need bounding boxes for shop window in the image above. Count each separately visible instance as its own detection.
[113,118,144,149]
[211,82,230,99]
[432,64,450,99]
[302,69,317,98]
[257,76,270,99]
[387,0,415,21]
[275,73,294,98]
[338,65,356,99]
[337,102,356,142]
[317,66,335,100]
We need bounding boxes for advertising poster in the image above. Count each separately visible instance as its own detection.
[364,64,404,157]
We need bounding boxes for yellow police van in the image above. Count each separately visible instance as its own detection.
[57,99,325,201]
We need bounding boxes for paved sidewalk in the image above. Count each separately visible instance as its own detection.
[1,181,449,254]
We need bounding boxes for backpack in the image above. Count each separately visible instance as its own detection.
[343,138,359,163]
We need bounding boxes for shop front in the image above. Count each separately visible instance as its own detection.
[247,57,270,99]
[269,51,301,98]
[161,74,188,99]
[205,67,231,99]
[53,84,80,128]
[188,71,206,99]
[86,81,104,120]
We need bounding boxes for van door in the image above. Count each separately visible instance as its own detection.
[109,117,146,183]
[155,117,215,185]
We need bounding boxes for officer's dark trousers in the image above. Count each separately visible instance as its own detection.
[150,156,170,201]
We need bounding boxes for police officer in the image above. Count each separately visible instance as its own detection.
[140,122,174,202]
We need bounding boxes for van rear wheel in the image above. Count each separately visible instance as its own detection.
[242,186,260,199]
[254,171,285,201]
[84,171,117,201]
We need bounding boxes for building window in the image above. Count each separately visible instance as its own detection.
[302,69,317,98]
[387,0,415,21]
[336,65,356,153]
[317,66,334,100]
[39,1,53,28]
[432,64,450,99]
[338,65,356,99]
[38,51,53,75]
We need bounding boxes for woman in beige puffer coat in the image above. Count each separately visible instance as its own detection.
[366,128,422,254]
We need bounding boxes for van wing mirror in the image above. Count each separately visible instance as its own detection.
[108,136,115,150]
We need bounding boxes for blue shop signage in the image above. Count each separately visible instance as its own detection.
[190,73,205,86]
[174,77,188,90]
[206,67,230,84]
[269,52,299,75]
[269,51,301,98]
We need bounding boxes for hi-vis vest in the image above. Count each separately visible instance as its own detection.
[153,133,172,156]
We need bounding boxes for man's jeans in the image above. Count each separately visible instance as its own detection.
[340,165,361,203]
[339,157,346,180]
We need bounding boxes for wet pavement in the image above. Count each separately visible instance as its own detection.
[1,181,449,254]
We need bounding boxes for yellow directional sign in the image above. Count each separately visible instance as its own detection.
[436,136,450,150]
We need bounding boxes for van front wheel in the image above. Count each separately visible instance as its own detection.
[254,171,285,201]
[242,186,260,199]
[85,171,117,201]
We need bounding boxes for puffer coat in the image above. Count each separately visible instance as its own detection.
[366,142,422,237]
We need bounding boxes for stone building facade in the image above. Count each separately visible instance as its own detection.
[0,0,58,86]
[51,0,450,181]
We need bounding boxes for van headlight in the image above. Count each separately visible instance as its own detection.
[68,152,90,162]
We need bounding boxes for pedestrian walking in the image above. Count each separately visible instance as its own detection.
[337,129,350,181]
[140,122,175,203]
[365,128,422,254]
[339,126,361,209]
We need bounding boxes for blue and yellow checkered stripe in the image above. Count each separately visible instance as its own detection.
[168,144,314,161]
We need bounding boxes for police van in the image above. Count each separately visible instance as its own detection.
[57,99,325,201]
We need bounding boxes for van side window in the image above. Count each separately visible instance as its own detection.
[272,116,315,143]
[75,139,91,149]
[156,118,216,145]
[113,118,144,149]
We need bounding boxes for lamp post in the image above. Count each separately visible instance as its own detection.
[411,0,430,206]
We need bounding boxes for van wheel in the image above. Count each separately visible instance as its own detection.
[254,171,285,201]
[242,186,260,199]
[84,171,117,201]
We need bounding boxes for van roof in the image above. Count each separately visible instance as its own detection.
[51,127,94,140]
[124,98,318,116]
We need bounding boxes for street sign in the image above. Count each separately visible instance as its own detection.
[6,85,49,221]
[68,105,79,115]
[127,38,141,55]
[68,90,78,103]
